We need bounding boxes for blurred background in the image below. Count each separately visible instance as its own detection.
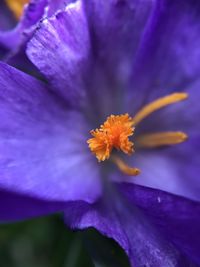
[0,214,130,267]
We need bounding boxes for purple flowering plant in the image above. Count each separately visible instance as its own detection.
[1,0,200,266]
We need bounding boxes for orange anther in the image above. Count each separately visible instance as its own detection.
[87,114,134,161]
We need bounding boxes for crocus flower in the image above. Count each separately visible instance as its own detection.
[1,0,200,266]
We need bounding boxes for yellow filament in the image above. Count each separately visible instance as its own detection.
[88,92,188,177]
[6,0,29,20]
[112,156,140,176]
[136,131,188,148]
[132,93,188,125]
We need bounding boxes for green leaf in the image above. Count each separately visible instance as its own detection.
[0,215,94,267]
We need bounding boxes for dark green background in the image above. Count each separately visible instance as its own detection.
[0,215,130,267]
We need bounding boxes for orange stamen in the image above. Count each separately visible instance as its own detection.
[132,93,188,125]
[87,114,134,162]
[6,0,29,20]
[87,92,188,177]
[111,156,140,176]
[136,131,188,148]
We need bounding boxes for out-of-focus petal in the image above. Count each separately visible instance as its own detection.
[0,62,102,203]
[0,190,66,222]
[128,0,200,112]
[83,0,155,85]
[0,1,16,31]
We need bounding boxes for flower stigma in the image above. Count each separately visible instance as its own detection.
[6,0,29,20]
[87,93,188,176]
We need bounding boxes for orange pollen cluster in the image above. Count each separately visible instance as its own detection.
[87,114,135,162]
[6,0,29,20]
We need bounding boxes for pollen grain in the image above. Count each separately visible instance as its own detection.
[87,114,134,162]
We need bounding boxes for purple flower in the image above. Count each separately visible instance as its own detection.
[1,0,200,266]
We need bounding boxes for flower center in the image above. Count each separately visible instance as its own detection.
[88,114,135,162]
[5,0,29,20]
[87,93,188,176]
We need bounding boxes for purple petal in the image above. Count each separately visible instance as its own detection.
[128,0,200,111]
[135,78,200,139]
[65,184,194,267]
[27,1,90,107]
[128,80,200,201]
[0,190,66,222]
[0,62,102,203]
[112,136,200,201]
[0,0,47,56]
[47,0,75,16]
[132,137,200,202]
[0,2,16,31]
[119,183,200,266]
[27,0,156,110]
